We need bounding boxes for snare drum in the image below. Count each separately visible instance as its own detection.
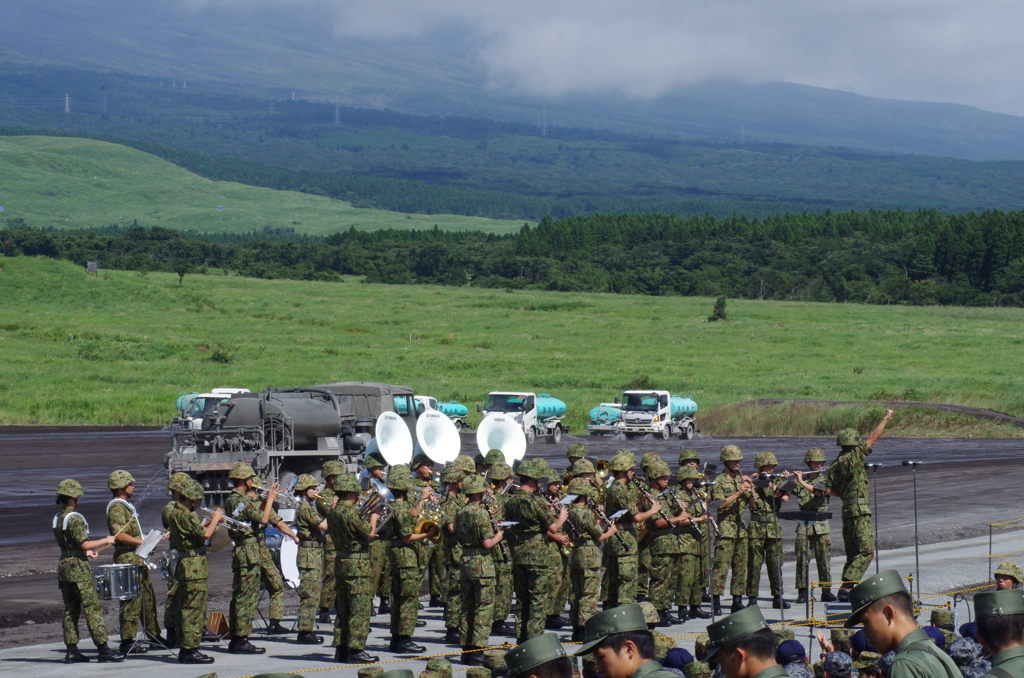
[94,563,141,601]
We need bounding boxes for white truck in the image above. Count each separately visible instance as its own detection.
[414,395,472,431]
[478,391,570,444]
[174,388,251,430]
[618,390,698,440]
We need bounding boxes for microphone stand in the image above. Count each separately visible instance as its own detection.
[902,461,921,599]
[866,463,882,573]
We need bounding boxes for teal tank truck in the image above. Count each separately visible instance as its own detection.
[618,390,698,440]
[478,391,570,444]
[587,402,625,436]
[166,382,419,503]
[414,395,472,430]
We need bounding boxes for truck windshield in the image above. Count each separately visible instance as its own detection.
[186,398,224,418]
[621,394,659,412]
[485,394,526,412]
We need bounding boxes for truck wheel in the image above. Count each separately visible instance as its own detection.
[658,427,671,440]
[453,419,463,432]
[683,423,695,440]
[525,427,536,445]
[548,425,563,444]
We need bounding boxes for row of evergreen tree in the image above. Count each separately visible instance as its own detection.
[4,207,1024,306]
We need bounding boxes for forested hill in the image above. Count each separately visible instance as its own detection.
[6,207,1024,307]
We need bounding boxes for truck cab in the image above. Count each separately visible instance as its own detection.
[618,390,697,440]
[479,391,567,444]
[173,388,250,430]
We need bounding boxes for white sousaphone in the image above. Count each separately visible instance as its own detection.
[415,410,461,464]
[366,411,414,466]
[476,414,528,463]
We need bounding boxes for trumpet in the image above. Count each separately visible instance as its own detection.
[586,496,629,551]
[199,506,250,531]
[660,488,702,538]
[254,485,299,509]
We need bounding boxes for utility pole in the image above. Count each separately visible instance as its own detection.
[64,94,70,113]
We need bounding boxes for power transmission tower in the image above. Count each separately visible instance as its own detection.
[334,97,340,124]
[64,94,70,113]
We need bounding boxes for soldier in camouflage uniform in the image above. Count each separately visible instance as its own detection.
[456,474,505,664]
[678,449,710,604]
[646,460,692,626]
[604,450,663,609]
[328,472,380,663]
[505,458,570,644]
[294,474,326,644]
[106,470,162,655]
[823,410,892,599]
[711,445,755,614]
[387,465,439,653]
[225,462,298,653]
[161,472,191,646]
[487,461,516,635]
[440,465,468,644]
[317,460,344,623]
[746,452,791,609]
[53,479,124,664]
[168,479,222,664]
[929,609,960,648]
[995,560,1023,589]
[363,452,393,615]
[566,478,618,641]
[637,452,663,602]
[411,453,446,608]
[673,466,712,621]
[567,442,588,465]
[545,471,571,628]
[793,448,835,603]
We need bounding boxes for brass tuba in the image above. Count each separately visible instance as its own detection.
[358,484,394,530]
[414,498,443,546]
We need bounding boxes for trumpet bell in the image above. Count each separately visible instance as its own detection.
[373,411,414,466]
[594,459,611,478]
[476,414,527,462]
[415,411,461,463]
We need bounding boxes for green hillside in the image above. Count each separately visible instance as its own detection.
[2,255,1022,436]
[0,136,524,234]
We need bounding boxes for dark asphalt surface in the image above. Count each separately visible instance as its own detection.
[3,426,1023,626]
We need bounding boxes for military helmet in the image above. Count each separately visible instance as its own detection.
[411,452,433,470]
[425,657,454,678]
[358,666,384,678]
[567,443,588,459]
[385,466,413,492]
[804,447,826,463]
[546,470,564,487]
[181,478,205,502]
[571,458,595,474]
[228,462,258,480]
[720,445,743,462]
[363,452,387,469]
[56,478,84,498]
[836,428,861,447]
[567,478,594,496]
[463,474,487,495]
[322,460,345,478]
[678,449,700,464]
[516,459,546,480]
[754,451,778,468]
[168,472,191,492]
[484,449,505,465]
[108,469,135,490]
[453,454,476,474]
[610,449,637,471]
[995,560,1023,584]
[677,466,700,481]
[294,474,318,492]
[473,453,487,467]
[489,462,512,480]
[333,473,361,494]
[440,465,466,484]
[640,452,662,471]
[648,459,671,479]
[930,609,955,627]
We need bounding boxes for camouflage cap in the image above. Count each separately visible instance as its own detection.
[425,656,453,678]
[575,604,648,655]
[334,473,361,494]
[322,460,345,478]
[364,452,387,469]
[641,452,662,471]
[754,451,778,468]
[489,462,513,480]
[677,466,700,481]
[294,474,318,492]
[385,466,414,491]
[506,633,567,678]
[566,443,588,459]
[454,454,476,474]
[720,445,743,462]
[949,637,981,666]
[168,472,191,492]
[108,470,135,490]
[181,478,205,501]
[56,478,84,498]
[357,667,384,678]
[830,628,855,654]
[639,601,659,627]
[974,589,1024,620]
[654,630,676,660]
[609,449,637,472]
[440,465,466,484]
[566,478,594,496]
[785,664,814,678]
[846,570,907,627]
[804,447,826,464]
[853,652,881,671]
[773,629,796,645]
[463,474,487,495]
[483,649,507,671]
[930,609,954,627]
[570,458,595,474]
[420,671,442,678]
[679,448,700,464]
[694,634,710,660]
[648,460,671,479]
[466,669,491,678]
[228,462,257,480]
[836,428,860,447]
[877,652,896,677]
[485,449,506,465]
[684,662,712,678]
[994,560,1023,583]
[822,651,852,678]
[516,458,547,480]
[411,452,433,470]
[378,671,415,678]
[704,605,770,660]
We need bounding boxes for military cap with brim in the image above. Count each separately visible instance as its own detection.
[845,570,908,627]
[507,633,568,677]
[378,670,415,678]
[575,604,649,655]
[974,589,1024,620]
[704,604,771,660]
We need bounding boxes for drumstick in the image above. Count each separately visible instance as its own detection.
[94,524,128,553]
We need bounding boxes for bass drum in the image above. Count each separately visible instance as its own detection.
[280,538,300,589]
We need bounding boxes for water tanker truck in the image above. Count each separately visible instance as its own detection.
[618,390,698,440]
[478,391,570,444]
[587,403,625,436]
[414,395,472,430]
[166,382,418,502]
[173,388,250,430]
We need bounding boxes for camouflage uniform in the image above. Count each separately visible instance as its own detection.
[161,498,180,636]
[711,460,749,597]
[674,480,707,608]
[54,504,109,646]
[389,495,424,636]
[318,461,343,613]
[505,460,561,643]
[648,485,685,613]
[225,487,285,636]
[167,496,209,651]
[455,498,497,648]
[295,492,325,632]
[362,457,392,606]
[823,431,874,585]
[603,477,641,608]
[545,482,571,619]
[440,474,467,635]
[746,469,785,598]
[412,466,445,599]
[567,498,604,629]
[637,453,662,599]
[328,478,375,651]
[488,463,515,625]
[793,484,832,591]
[107,497,161,641]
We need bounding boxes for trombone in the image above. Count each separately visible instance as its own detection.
[253,485,299,509]
[199,506,251,531]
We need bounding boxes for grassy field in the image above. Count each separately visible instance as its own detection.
[2,255,1022,436]
[0,136,525,234]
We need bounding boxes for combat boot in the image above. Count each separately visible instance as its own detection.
[712,595,723,615]
[178,647,215,664]
[702,588,712,603]
[228,636,267,654]
[63,644,89,663]
[334,646,348,662]
[463,646,484,665]
[657,609,678,627]
[96,643,125,663]
[821,588,837,602]
[730,595,745,613]
[571,626,586,643]
[747,596,758,608]
[491,620,515,636]
[545,614,567,629]
[391,636,426,654]
[347,649,380,663]
[377,597,392,614]
[444,627,462,645]
[796,588,808,604]
[689,605,711,619]
[429,594,444,608]
[266,619,289,634]
[165,630,178,648]
[317,608,332,624]
[675,606,690,623]
[119,639,147,655]
[772,596,791,609]
[297,631,323,644]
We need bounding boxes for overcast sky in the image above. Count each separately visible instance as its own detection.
[191,0,1024,117]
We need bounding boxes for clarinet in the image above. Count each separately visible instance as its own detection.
[483,494,511,564]
[586,496,630,551]
[696,493,722,538]
[662,488,703,538]
[629,476,673,524]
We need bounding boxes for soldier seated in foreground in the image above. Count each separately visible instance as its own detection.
[574,604,680,678]
[506,633,573,678]
[973,589,1024,678]
[703,606,785,678]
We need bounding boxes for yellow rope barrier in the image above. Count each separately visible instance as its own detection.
[989,517,1024,528]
